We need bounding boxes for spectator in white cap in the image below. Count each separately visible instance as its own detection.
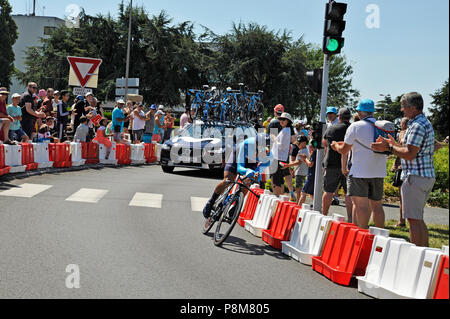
[331,99,386,230]
[112,99,130,144]
[7,93,29,143]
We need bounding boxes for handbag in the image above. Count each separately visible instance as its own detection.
[392,169,403,187]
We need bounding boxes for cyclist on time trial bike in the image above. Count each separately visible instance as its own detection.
[202,133,274,218]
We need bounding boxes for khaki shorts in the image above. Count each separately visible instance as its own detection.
[347,176,384,201]
[401,175,435,220]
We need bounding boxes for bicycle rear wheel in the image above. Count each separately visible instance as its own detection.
[213,191,245,246]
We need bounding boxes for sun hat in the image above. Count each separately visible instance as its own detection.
[11,93,21,99]
[356,99,375,112]
[150,104,157,110]
[326,106,338,114]
[0,87,10,94]
[117,99,125,104]
[279,112,294,124]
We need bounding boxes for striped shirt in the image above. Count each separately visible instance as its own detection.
[401,113,435,179]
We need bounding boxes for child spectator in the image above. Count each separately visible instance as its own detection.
[93,118,113,160]
[57,90,71,142]
[73,116,89,142]
[7,93,29,143]
[283,135,309,205]
[37,124,52,143]
[298,141,317,206]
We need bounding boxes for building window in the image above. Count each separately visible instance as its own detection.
[44,26,56,35]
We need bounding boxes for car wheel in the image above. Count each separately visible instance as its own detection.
[161,165,175,173]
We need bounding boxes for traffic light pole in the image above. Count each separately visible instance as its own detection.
[312,53,330,212]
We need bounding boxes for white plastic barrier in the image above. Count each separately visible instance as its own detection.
[32,143,53,168]
[3,144,26,173]
[357,236,445,299]
[282,207,345,265]
[245,195,286,237]
[70,142,86,167]
[130,143,146,165]
[155,143,161,162]
[96,141,118,165]
[239,184,261,215]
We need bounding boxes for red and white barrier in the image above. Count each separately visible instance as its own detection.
[244,194,285,237]
[130,143,146,165]
[357,236,445,299]
[3,144,26,173]
[32,143,53,168]
[70,142,86,167]
[282,206,345,265]
[0,144,11,176]
[97,141,118,165]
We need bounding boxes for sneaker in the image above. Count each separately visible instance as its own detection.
[3,140,17,145]
[202,200,213,218]
[331,197,340,206]
[289,192,297,202]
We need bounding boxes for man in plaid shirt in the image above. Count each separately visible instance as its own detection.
[371,92,435,247]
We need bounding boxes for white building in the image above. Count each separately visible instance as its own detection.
[10,15,65,99]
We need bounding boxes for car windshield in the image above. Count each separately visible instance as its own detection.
[179,123,256,140]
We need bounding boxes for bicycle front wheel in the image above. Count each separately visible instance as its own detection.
[213,191,245,247]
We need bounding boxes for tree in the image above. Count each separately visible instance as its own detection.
[375,94,403,124]
[0,0,18,89]
[429,80,449,140]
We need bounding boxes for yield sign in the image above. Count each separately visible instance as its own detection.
[67,56,102,88]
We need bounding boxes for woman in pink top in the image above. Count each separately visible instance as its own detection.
[94,118,113,159]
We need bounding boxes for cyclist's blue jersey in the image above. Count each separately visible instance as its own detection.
[236,137,273,177]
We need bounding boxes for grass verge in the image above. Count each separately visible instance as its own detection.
[369,219,449,249]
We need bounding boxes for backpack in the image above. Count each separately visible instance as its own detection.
[355,117,396,155]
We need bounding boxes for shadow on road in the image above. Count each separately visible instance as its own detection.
[0,182,20,191]
[204,233,291,260]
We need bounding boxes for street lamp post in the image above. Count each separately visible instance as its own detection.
[124,0,133,101]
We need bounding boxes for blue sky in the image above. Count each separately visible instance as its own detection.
[10,0,449,114]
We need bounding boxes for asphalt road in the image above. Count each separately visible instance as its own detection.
[0,165,445,299]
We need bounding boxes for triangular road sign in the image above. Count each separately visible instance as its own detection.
[67,56,102,88]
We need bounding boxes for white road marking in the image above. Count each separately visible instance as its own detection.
[129,193,163,208]
[0,183,53,198]
[191,197,209,212]
[65,188,109,203]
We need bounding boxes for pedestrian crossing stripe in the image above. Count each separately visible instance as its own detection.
[128,193,163,208]
[0,183,53,198]
[65,188,109,203]
[191,197,209,212]
[0,184,209,212]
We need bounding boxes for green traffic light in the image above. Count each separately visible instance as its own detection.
[327,38,339,52]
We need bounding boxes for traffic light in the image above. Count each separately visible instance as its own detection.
[323,1,347,55]
[306,68,323,95]
[311,122,325,149]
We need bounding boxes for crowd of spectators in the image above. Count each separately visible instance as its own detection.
[0,83,195,149]
[263,92,447,248]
